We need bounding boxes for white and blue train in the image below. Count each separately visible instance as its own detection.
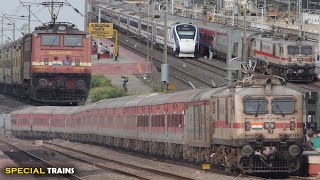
[92,3,199,58]
[172,23,199,57]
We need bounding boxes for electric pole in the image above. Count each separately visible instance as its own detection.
[13,22,15,41]
[243,5,247,59]
[150,0,154,72]
[297,0,302,37]
[84,0,88,31]
[161,0,169,93]
[263,0,266,23]
[97,8,101,49]
[51,0,54,23]
[27,5,31,33]
[164,0,167,66]
[236,0,239,26]
[146,0,150,73]
[203,0,207,25]
[227,30,232,86]
[1,17,3,45]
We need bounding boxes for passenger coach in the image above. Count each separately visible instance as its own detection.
[11,75,304,173]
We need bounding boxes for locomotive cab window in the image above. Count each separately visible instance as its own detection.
[272,98,295,115]
[301,46,313,55]
[243,97,268,115]
[41,35,60,46]
[176,24,196,39]
[64,35,83,47]
[288,45,299,55]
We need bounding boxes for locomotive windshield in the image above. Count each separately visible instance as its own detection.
[288,45,313,55]
[176,24,196,39]
[41,35,60,46]
[301,46,313,55]
[272,98,295,115]
[243,98,268,115]
[64,35,83,47]
[288,46,299,55]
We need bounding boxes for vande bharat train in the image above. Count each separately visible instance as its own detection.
[172,23,199,57]
[92,4,199,57]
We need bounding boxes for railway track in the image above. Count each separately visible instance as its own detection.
[42,141,193,180]
[42,141,314,180]
[117,37,216,88]
[0,138,83,180]
[183,58,226,77]
[294,82,320,92]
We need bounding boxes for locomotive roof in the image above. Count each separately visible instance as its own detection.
[11,78,301,115]
[33,22,88,35]
[256,36,314,46]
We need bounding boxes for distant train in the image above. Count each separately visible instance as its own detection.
[199,26,316,82]
[93,4,199,57]
[0,22,92,105]
[11,75,304,173]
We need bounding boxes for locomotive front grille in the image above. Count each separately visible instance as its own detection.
[35,89,87,102]
[239,157,300,173]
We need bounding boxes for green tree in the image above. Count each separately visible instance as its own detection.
[20,23,28,34]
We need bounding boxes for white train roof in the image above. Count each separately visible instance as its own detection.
[95,1,260,37]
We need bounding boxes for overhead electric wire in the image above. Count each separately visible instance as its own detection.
[1,13,25,36]
[64,0,83,17]
[0,32,12,41]
[19,0,45,25]
[0,16,38,22]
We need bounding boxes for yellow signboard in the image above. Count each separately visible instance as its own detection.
[201,163,211,170]
[88,23,113,38]
[169,82,176,91]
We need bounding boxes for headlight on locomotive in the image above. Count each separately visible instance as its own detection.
[287,69,294,74]
[242,145,254,157]
[39,79,48,88]
[288,144,301,157]
[309,69,315,74]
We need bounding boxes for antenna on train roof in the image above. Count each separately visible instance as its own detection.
[39,1,69,24]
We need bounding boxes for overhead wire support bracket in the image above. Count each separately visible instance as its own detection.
[39,1,69,23]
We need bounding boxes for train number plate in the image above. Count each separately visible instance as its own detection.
[63,60,72,66]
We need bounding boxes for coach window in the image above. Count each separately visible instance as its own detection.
[243,97,268,115]
[272,98,295,115]
[41,35,60,46]
[129,20,138,29]
[64,35,83,47]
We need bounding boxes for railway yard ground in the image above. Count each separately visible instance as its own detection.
[0,135,319,179]
[91,39,152,95]
[0,135,261,180]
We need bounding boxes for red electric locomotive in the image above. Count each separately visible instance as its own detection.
[0,22,92,105]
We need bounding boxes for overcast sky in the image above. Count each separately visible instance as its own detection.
[0,0,85,41]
